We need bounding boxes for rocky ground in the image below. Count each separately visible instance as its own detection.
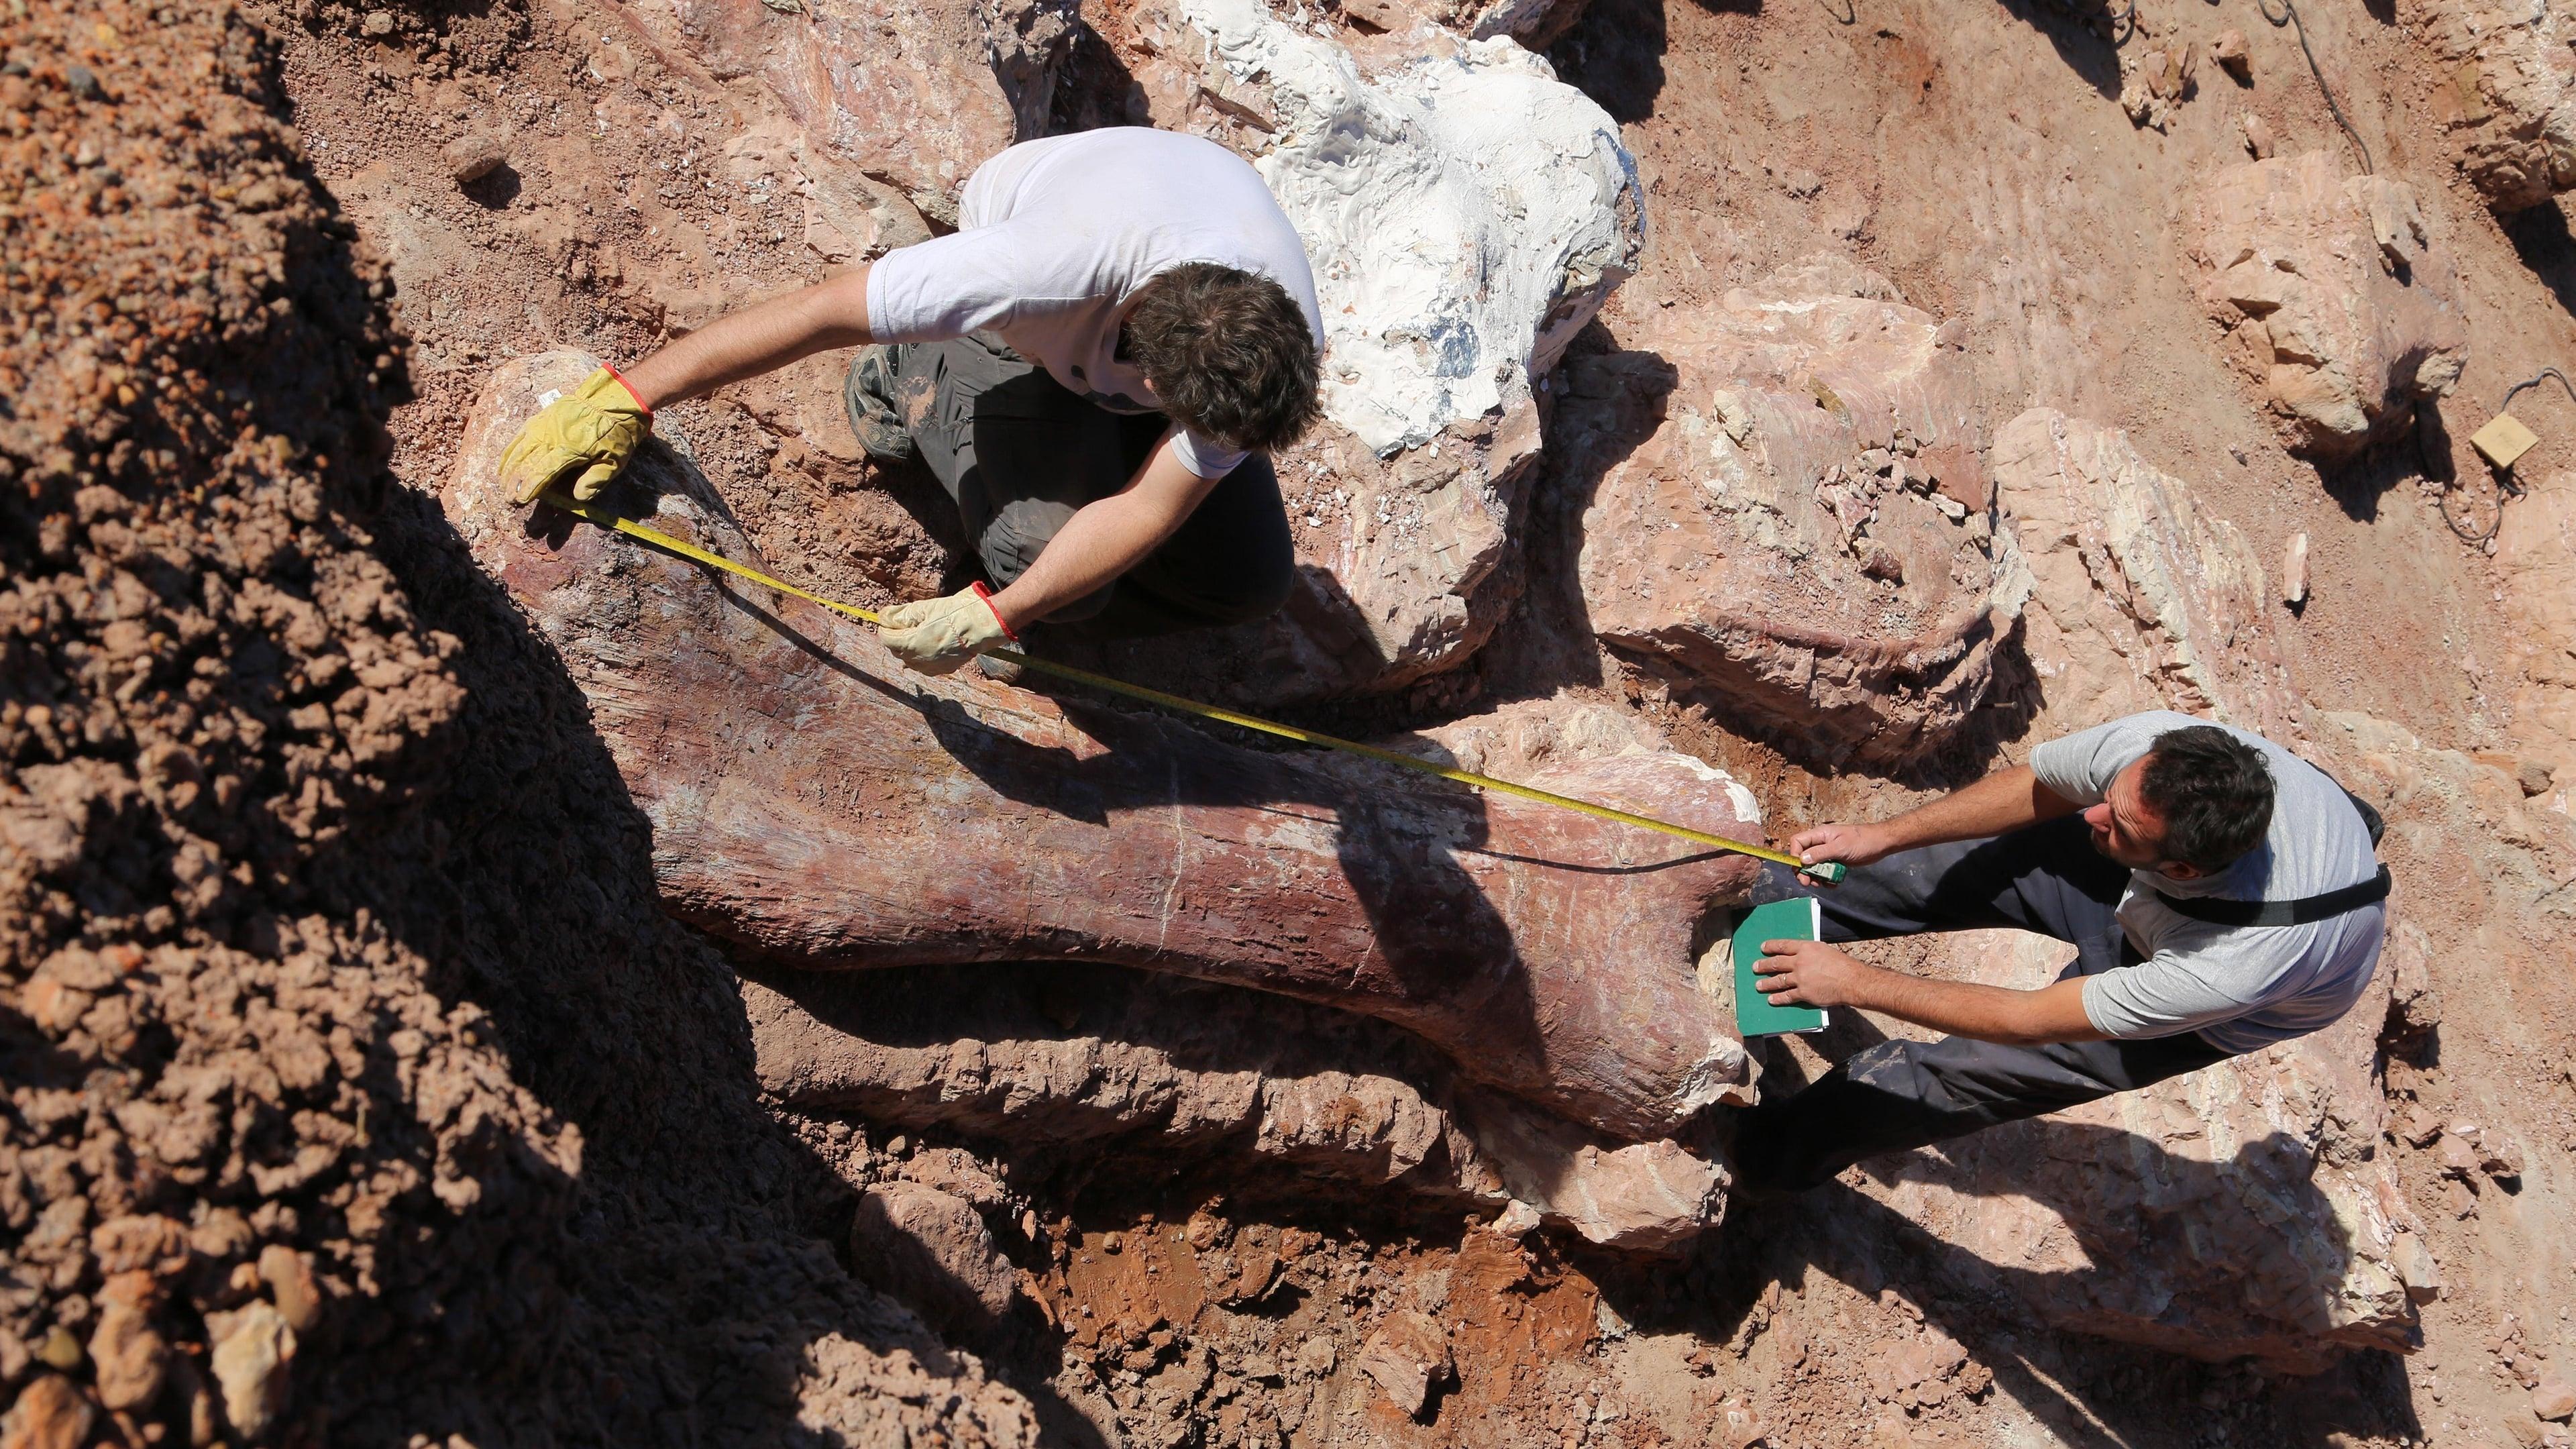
[6,0,2576,1442]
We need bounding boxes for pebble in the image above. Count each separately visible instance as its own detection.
[441,132,508,184]
[210,1301,296,1439]
[2538,1381,2576,1423]
[361,9,395,35]
[2282,531,2308,605]
[64,65,101,101]
[2211,28,2249,79]
[2242,113,2275,160]
[258,1244,323,1333]
[5,1375,93,1449]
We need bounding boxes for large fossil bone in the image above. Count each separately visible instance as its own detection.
[441,353,1760,1140]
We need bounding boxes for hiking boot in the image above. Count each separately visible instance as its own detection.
[844,344,916,465]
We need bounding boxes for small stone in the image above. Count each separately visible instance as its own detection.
[2536,1379,2576,1422]
[2211,28,2249,79]
[2517,759,2555,797]
[1338,0,1416,30]
[2243,112,2275,159]
[1487,1199,1542,1238]
[2438,1130,2482,1177]
[33,1327,80,1371]
[209,1301,295,1440]
[2283,531,2308,604]
[847,1183,1016,1336]
[2400,1104,2445,1146]
[87,1275,168,1413]
[2513,1412,2553,1449]
[441,133,507,185]
[63,65,101,101]
[360,9,395,35]
[2484,1135,2527,1179]
[2,1375,94,1449]
[1355,1309,1451,1419]
[258,1246,321,1334]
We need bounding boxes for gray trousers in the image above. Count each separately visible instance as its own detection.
[1729,815,2232,1192]
[863,335,1297,638]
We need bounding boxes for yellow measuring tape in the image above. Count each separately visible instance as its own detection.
[539,490,1840,881]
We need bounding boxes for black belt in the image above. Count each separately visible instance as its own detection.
[2149,774,2391,928]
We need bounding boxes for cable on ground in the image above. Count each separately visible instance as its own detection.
[2257,0,2373,174]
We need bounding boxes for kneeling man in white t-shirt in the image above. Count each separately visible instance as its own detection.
[494,127,1323,673]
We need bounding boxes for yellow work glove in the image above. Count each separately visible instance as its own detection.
[500,366,654,504]
[877,583,1018,676]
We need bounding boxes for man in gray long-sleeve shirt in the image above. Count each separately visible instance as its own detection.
[1731,711,2390,1192]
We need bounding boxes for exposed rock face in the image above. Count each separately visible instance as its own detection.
[617,0,1075,229]
[2500,470,2576,792]
[1568,256,2033,769]
[745,961,1729,1252]
[2195,152,2469,460]
[2408,0,2576,209]
[447,353,1759,1142]
[1990,408,2296,738]
[1109,0,1645,696]
[1851,928,2420,1371]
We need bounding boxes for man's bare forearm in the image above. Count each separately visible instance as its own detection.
[1851,969,2102,1045]
[1877,764,2079,852]
[987,435,1216,626]
[1754,939,2106,1045]
[621,267,875,409]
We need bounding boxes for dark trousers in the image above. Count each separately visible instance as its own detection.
[865,335,1297,638]
[1729,815,2231,1191]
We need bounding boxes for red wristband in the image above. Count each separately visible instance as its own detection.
[970,581,1020,642]
[602,362,655,417]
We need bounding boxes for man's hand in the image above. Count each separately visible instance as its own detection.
[878,584,1017,675]
[1752,938,1880,1010]
[1786,820,1900,884]
[500,367,654,504]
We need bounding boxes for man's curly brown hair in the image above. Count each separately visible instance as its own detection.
[1123,262,1321,454]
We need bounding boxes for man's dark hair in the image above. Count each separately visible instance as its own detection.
[1124,262,1321,454]
[2138,725,2276,873]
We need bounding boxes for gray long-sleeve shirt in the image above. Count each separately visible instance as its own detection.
[2029,712,2385,1054]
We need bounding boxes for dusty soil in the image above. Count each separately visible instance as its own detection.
[6,0,2576,1442]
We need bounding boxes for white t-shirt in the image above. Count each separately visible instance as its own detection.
[864,127,1325,480]
[2029,711,2386,1055]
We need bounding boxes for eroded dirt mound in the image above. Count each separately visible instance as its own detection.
[0,2,577,1436]
[1,1,1034,1442]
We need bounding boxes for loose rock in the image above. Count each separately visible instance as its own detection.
[441,132,507,184]
[0,1377,93,1449]
[209,1302,295,1439]
[849,1183,1018,1336]
[1355,1309,1452,1417]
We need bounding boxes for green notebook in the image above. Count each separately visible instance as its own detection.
[1733,898,1829,1036]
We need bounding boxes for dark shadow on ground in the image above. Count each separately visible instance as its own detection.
[1545,0,1673,123]
[1472,327,1670,707]
[359,474,1112,1444]
[2503,196,2576,321]
[1994,0,2129,101]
